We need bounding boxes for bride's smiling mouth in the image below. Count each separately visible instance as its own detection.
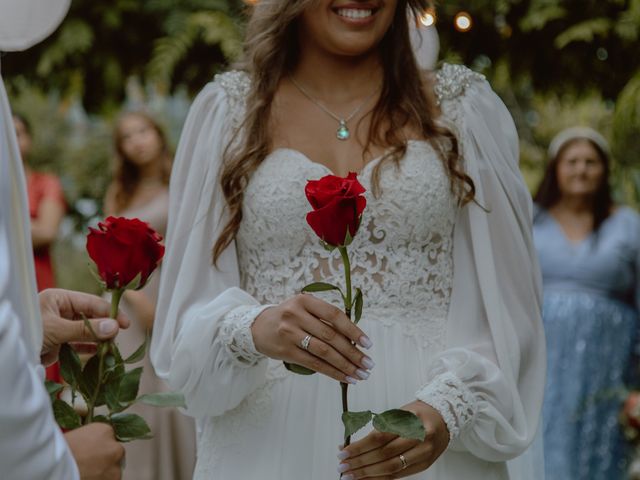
[331,3,381,25]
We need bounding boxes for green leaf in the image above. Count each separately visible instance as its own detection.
[124,335,149,364]
[92,415,110,424]
[301,282,341,294]
[372,409,426,441]
[343,229,354,247]
[342,410,373,439]
[110,413,152,442]
[118,367,143,403]
[52,399,82,430]
[124,272,143,291]
[320,240,337,252]
[82,354,106,406]
[88,263,106,288]
[283,362,316,376]
[136,392,186,408]
[81,314,99,341]
[45,380,64,401]
[59,343,83,393]
[353,288,363,324]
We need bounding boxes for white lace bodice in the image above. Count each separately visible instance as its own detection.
[236,142,457,343]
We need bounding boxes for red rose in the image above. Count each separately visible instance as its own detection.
[624,392,640,430]
[305,172,367,247]
[86,216,165,290]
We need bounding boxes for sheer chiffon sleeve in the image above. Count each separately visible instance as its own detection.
[150,73,272,419]
[416,65,546,461]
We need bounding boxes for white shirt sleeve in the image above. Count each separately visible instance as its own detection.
[0,75,78,480]
[151,75,272,420]
[415,65,546,461]
[0,302,80,480]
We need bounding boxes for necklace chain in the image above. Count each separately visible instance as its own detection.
[289,75,379,141]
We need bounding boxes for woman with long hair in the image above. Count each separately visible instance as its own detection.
[105,111,196,480]
[151,1,546,478]
[534,127,640,479]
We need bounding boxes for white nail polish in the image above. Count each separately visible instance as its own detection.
[346,376,358,385]
[359,335,373,349]
[99,319,118,335]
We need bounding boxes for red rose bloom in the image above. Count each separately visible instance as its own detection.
[305,172,367,247]
[86,216,165,290]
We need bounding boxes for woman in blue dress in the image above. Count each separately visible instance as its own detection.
[533,126,640,479]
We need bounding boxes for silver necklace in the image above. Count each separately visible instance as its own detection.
[289,75,379,141]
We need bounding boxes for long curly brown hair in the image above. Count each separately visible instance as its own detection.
[110,111,173,214]
[212,0,475,263]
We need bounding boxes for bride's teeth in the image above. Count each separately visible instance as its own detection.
[337,8,373,19]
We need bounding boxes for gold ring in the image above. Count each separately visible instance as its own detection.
[399,454,408,470]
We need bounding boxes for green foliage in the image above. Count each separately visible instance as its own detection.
[2,0,244,113]
[342,410,373,439]
[50,336,185,442]
[341,409,426,442]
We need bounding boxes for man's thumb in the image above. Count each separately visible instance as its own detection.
[63,318,119,343]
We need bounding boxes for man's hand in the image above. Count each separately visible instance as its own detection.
[39,289,129,365]
[65,423,125,480]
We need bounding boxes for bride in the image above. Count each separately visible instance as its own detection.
[151,1,546,478]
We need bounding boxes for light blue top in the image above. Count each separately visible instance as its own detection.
[533,206,640,309]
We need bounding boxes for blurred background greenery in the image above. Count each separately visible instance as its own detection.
[2,0,639,291]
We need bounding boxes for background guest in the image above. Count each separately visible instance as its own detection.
[103,111,195,480]
[533,126,640,479]
[13,112,66,384]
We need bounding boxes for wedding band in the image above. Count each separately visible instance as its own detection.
[300,334,312,351]
[399,454,408,470]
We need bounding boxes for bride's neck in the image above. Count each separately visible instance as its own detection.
[291,48,383,102]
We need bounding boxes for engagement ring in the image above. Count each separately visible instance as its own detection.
[399,454,408,470]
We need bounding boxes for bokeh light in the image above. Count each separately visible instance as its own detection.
[419,8,437,27]
[454,12,473,32]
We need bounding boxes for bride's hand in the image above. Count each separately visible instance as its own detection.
[337,401,449,479]
[251,294,374,383]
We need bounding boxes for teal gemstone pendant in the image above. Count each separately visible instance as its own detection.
[336,120,350,141]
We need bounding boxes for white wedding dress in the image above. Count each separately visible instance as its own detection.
[151,64,546,479]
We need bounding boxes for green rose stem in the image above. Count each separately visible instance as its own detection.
[85,288,123,424]
[338,246,353,448]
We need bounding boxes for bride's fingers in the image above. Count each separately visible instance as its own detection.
[341,430,398,459]
[300,332,367,381]
[357,460,432,480]
[341,437,419,472]
[289,346,356,383]
[302,295,372,349]
[301,316,373,373]
[344,443,428,479]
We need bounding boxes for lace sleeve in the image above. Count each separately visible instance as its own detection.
[219,304,272,367]
[416,372,477,443]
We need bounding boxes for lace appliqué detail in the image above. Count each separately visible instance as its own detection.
[213,70,250,134]
[434,64,485,105]
[416,371,477,443]
[219,304,271,367]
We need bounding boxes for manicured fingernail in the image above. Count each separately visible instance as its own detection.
[362,356,375,370]
[356,369,369,380]
[359,335,373,349]
[337,450,350,461]
[346,376,358,385]
[341,475,355,480]
[99,319,118,335]
[338,463,350,473]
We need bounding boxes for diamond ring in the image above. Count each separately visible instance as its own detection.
[399,454,408,470]
[300,334,312,351]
